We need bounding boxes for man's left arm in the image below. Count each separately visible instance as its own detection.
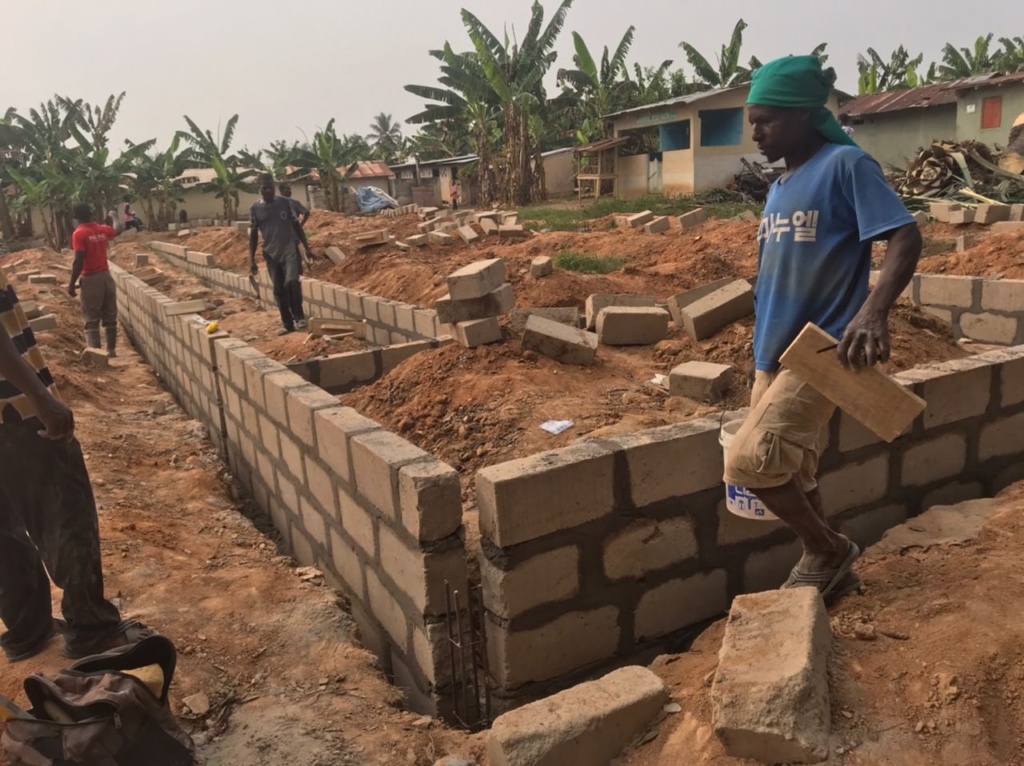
[291,217,314,259]
[836,156,922,370]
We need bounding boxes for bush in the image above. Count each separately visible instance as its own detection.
[554,252,626,274]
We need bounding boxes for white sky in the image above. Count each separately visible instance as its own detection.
[3,0,1015,153]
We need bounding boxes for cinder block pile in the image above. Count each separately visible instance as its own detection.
[437,259,514,348]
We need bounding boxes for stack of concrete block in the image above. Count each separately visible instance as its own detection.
[596,307,670,346]
[585,294,657,330]
[437,259,513,348]
[679,280,755,341]
[948,207,975,225]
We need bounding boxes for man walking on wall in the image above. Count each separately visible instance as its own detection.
[0,265,151,662]
[69,203,120,356]
[249,174,315,335]
[723,56,922,597]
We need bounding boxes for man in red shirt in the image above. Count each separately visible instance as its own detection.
[69,203,120,356]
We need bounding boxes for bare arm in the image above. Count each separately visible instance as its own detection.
[69,252,86,297]
[837,222,922,370]
[0,323,74,440]
[292,219,313,256]
[300,210,310,227]
[249,222,259,274]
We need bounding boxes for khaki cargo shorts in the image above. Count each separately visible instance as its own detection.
[723,369,836,492]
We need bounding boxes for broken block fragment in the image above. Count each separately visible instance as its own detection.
[669,361,733,401]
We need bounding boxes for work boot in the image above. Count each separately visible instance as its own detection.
[84,329,101,349]
[104,327,118,358]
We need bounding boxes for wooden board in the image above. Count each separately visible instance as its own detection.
[779,323,926,442]
[308,318,365,338]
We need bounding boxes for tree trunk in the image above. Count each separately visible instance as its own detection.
[0,193,15,240]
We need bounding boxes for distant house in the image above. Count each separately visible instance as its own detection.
[843,72,1024,168]
[175,168,314,220]
[602,83,843,197]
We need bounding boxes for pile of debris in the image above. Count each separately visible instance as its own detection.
[732,158,784,201]
[401,209,526,249]
[436,258,515,347]
[892,140,1024,200]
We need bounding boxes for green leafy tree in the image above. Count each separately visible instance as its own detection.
[288,118,360,212]
[938,34,997,80]
[680,19,755,88]
[130,135,196,230]
[996,36,1024,73]
[557,27,638,142]
[856,46,927,94]
[177,114,257,220]
[367,113,405,164]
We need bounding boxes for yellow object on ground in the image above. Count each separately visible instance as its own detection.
[206,322,219,334]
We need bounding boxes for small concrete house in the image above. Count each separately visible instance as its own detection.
[603,84,843,197]
[843,73,1024,168]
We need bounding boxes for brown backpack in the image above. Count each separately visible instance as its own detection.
[1,635,194,765]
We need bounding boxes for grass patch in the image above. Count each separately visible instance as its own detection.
[554,252,627,275]
[520,193,763,231]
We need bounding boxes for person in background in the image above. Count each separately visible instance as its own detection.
[249,174,315,335]
[69,203,119,356]
[839,112,855,138]
[178,209,188,226]
[121,196,143,233]
[450,182,460,212]
[279,181,312,270]
[724,56,921,598]
[0,256,151,663]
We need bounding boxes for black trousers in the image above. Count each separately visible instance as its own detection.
[265,253,305,329]
[0,421,121,656]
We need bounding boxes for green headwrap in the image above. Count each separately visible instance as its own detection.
[747,55,856,147]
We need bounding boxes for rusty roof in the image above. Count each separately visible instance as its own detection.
[348,161,395,180]
[844,73,1024,117]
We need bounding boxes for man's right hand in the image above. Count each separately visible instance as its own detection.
[36,394,75,442]
[68,284,77,298]
[249,260,258,276]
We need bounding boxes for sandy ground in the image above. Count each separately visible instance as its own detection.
[915,227,1024,278]
[618,485,1024,766]
[0,248,480,766]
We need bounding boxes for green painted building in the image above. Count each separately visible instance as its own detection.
[844,73,1024,169]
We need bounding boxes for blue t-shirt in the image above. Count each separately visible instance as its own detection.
[754,144,915,372]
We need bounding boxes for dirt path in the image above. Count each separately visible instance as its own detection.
[619,486,1024,766]
[0,249,480,766]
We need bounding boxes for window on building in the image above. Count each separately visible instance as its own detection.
[982,96,1003,130]
[660,120,691,152]
[699,107,745,147]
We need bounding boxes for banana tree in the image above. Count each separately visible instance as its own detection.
[557,27,637,141]
[287,119,359,213]
[131,135,195,229]
[938,34,997,80]
[680,19,753,88]
[997,37,1024,73]
[203,155,257,221]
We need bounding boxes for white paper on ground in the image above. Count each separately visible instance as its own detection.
[540,420,574,435]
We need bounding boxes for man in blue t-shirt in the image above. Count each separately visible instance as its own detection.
[724,56,921,599]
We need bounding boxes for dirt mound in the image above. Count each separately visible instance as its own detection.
[622,485,1024,766]
[917,228,1024,278]
[344,302,964,498]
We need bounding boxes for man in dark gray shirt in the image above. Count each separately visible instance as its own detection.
[250,174,315,334]
[279,181,310,227]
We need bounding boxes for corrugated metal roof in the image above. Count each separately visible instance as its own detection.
[844,73,1024,117]
[348,161,395,180]
[573,137,629,153]
[602,85,749,120]
[390,154,478,170]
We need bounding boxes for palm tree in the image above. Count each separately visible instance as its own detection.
[368,113,404,164]
[680,19,754,89]
[557,27,638,142]
[938,34,997,80]
[288,118,359,213]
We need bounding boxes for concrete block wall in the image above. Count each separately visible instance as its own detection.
[287,339,452,394]
[476,347,1024,706]
[111,263,467,716]
[148,241,445,344]
[874,271,1024,346]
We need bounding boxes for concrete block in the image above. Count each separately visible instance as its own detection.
[15,270,40,282]
[584,294,657,330]
[477,442,615,547]
[980,279,1024,312]
[625,210,654,228]
[480,218,499,236]
[487,607,620,688]
[635,570,729,640]
[447,258,506,301]
[678,208,706,228]
[350,430,431,518]
[447,317,502,348]
[377,523,466,615]
[716,498,781,546]
[911,210,928,227]
[840,505,908,550]
[457,225,480,244]
[406,234,429,247]
[819,454,889,514]
[81,348,109,368]
[325,246,346,265]
[338,486,377,558]
[712,588,831,764]
[498,225,529,239]
[980,411,1024,461]
[596,306,669,346]
[975,203,1011,225]
[666,278,738,326]
[508,307,578,334]
[486,667,668,766]
[922,480,983,510]
[530,256,553,277]
[744,540,802,592]
[177,229,191,237]
[314,407,379,486]
[285,385,340,448]
[902,433,967,486]
[603,518,697,580]
[28,274,57,284]
[644,215,671,234]
[365,568,410,647]
[428,231,454,246]
[134,254,150,268]
[929,201,960,222]
[991,221,1024,234]
[669,361,733,401]
[680,281,754,341]
[164,299,213,317]
[606,420,723,507]
[28,314,57,332]
[398,460,462,542]
[918,361,992,428]
[19,301,42,320]
[838,411,883,452]
[1009,204,1024,222]
[947,208,974,225]
[480,546,579,620]
[961,312,1018,344]
[435,283,515,325]
[521,315,598,367]
[918,275,975,308]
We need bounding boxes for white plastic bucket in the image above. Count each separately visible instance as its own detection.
[719,420,778,521]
